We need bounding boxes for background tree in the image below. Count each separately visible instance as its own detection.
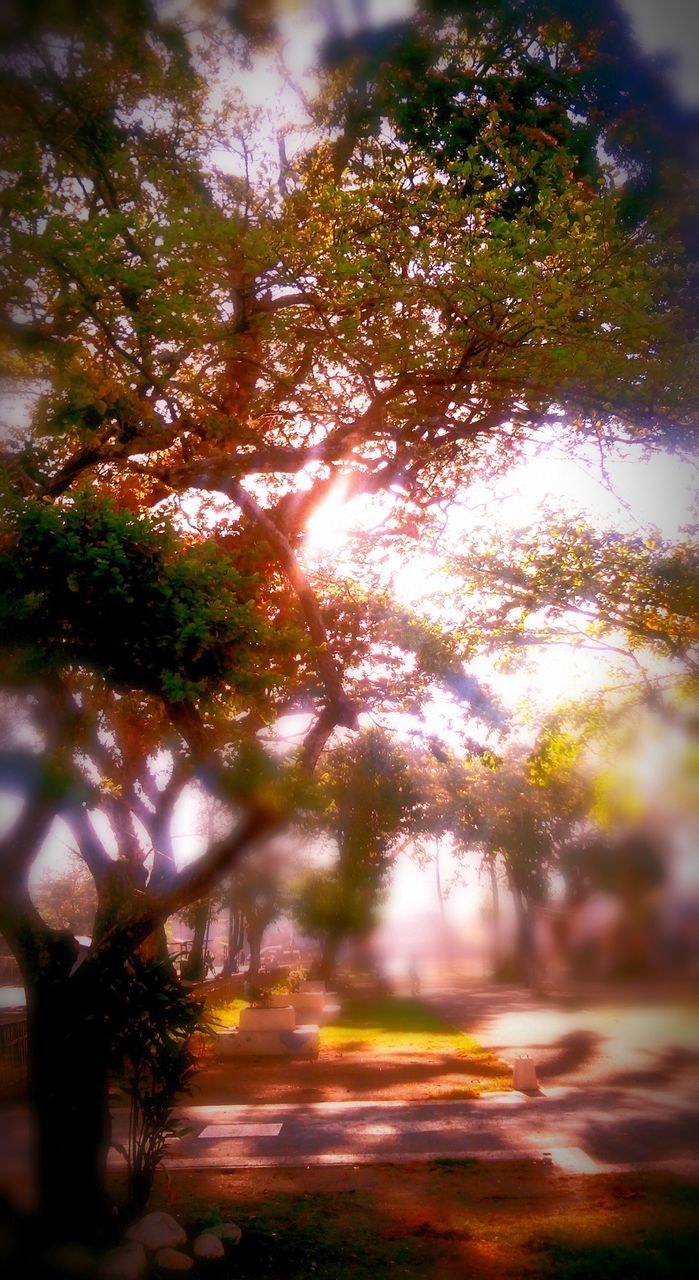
[296,729,422,979]
[428,731,592,983]
[232,851,291,989]
[221,875,247,976]
[32,852,98,938]
[177,794,233,982]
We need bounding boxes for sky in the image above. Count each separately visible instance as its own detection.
[624,0,699,103]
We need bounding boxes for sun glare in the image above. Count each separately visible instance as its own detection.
[302,477,368,557]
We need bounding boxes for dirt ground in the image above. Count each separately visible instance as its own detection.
[189,1041,508,1105]
[148,1160,699,1279]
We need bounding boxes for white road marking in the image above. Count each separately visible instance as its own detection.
[544,1146,609,1174]
[198,1123,283,1139]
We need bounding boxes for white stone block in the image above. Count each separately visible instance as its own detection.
[238,1003,295,1031]
[126,1211,186,1251]
[290,992,325,1015]
[512,1055,538,1090]
[217,1024,320,1057]
[193,1232,225,1260]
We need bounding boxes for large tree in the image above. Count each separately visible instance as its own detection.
[0,0,696,1251]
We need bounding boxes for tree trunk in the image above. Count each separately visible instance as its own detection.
[488,855,501,975]
[510,878,536,987]
[2,914,116,1252]
[319,932,341,984]
[138,921,177,977]
[434,837,453,972]
[246,923,263,986]
[180,899,209,983]
[222,903,244,977]
[30,975,112,1246]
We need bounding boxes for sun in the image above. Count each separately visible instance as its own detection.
[301,476,360,557]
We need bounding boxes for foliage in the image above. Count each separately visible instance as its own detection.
[495,744,589,883]
[0,494,292,707]
[31,853,97,937]
[109,953,209,1217]
[270,963,308,995]
[0,2,694,530]
[443,517,699,677]
[560,829,665,905]
[295,729,422,951]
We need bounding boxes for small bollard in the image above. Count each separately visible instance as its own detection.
[512,1054,538,1090]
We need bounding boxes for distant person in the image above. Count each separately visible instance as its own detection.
[408,955,420,997]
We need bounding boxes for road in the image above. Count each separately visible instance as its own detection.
[424,981,699,1103]
[2,981,698,1211]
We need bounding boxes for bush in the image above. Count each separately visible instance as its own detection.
[109,954,211,1218]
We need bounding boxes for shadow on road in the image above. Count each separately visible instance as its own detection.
[536,1030,601,1080]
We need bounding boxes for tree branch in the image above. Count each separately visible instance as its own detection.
[64,806,114,885]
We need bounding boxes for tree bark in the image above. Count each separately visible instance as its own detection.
[28,962,114,1247]
[1,907,116,1249]
[222,899,244,976]
[246,922,263,986]
[488,854,501,975]
[509,877,536,987]
[138,921,176,976]
[180,899,209,983]
[319,932,341,984]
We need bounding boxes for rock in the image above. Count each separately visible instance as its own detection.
[192,1232,225,1260]
[126,1211,186,1252]
[208,1222,242,1245]
[155,1247,194,1272]
[98,1241,148,1280]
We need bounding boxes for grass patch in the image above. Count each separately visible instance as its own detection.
[433,1157,480,1171]
[152,1165,699,1279]
[194,989,511,1101]
[323,996,502,1066]
[205,996,246,1028]
[528,1230,698,1278]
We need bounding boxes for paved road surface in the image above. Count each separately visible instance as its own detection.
[423,982,699,1108]
[2,982,698,1211]
[2,1081,698,1205]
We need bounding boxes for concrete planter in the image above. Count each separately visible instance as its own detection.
[216,1003,319,1057]
[217,1024,319,1058]
[238,1004,295,1031]
[267,991,340,1025]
